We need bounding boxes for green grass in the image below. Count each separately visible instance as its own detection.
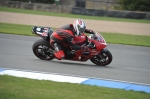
[102,33,150,47]
[0,22,35,36]
[0,22,150,47]
[0,6,150,24]
[0,22,55,36]
[0,75,150,99]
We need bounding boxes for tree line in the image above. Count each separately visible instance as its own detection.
[117,0,150,12]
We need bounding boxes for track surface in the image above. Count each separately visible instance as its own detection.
[0,33,150,84]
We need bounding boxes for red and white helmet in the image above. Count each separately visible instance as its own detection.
[73,19,86,36]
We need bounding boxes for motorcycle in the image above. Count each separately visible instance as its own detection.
[32,26,112,66]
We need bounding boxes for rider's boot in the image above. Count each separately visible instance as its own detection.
[54,50,65,60]
[51,43,65,60]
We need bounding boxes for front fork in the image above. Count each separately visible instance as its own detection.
[101,47,108,53]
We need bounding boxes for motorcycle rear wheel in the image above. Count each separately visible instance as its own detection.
[90,49,112,66]
[32,39,54,60]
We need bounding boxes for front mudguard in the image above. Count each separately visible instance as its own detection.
[101,47,109,53]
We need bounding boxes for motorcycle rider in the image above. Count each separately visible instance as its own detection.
[50,19,95,60]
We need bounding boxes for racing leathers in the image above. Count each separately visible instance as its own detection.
[50,24,95,60]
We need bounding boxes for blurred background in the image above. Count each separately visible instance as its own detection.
[0,0,150,19]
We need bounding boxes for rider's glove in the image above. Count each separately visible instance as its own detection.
[87,42,95,48]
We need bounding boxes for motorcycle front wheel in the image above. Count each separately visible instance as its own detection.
[90,49,112,66]
[32,39,54,60]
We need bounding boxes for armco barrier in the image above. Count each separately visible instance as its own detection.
[0,68,150,93]
[72,7,150,19]
[0,1,150,19]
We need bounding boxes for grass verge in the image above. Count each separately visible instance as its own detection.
[0,6,150,24]
[0,75,150,99]
[0,22,150,47]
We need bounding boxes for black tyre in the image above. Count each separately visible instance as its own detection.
[32,39,54,60]
[90,49,112,66]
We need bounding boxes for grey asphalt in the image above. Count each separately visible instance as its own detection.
[0,33,150,84]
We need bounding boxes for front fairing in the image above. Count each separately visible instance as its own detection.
[88,32,107,51]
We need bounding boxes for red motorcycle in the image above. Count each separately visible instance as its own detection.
[32,26,112,66]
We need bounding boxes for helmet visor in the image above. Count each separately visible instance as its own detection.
[78,26,86,33]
